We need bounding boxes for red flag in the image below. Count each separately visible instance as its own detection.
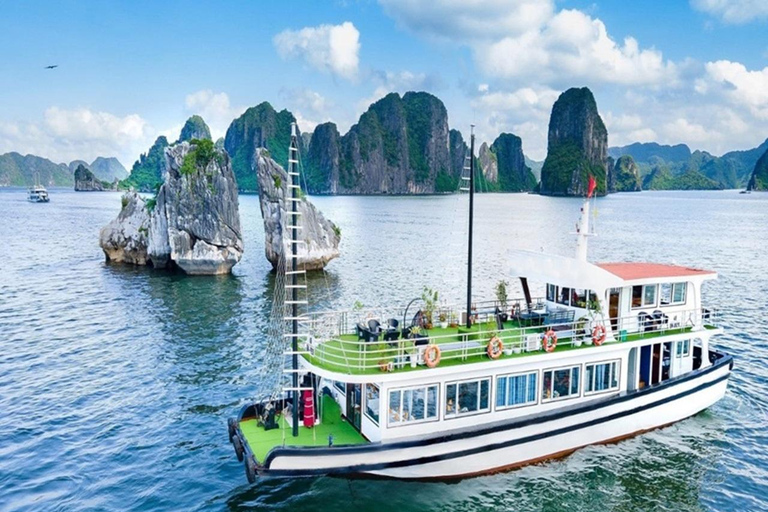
[587,174,596,198]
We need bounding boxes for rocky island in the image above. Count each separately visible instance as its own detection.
[256,148,340,270]
[747,146,768,191]
[74,164,113,191]
[100,138,243,275]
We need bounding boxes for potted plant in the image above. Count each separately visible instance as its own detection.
[376,342,390,372]
[421,286,439,329]
[448,311,458,328]
[495,280,510,322]
[438,310,448,329]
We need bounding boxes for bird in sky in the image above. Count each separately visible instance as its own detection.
[44,65,58,69]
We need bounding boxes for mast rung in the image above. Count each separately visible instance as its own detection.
[285,284,307,289]
[285,270,306,275]
[286,197,302,202]
[283,316,306,321]
[283,351,310,357]
[286,300,308,305]
[281,369,306,373]
[288,185,301,189]
[290,240,307,245]
[288,159,299,164]
[286,211,302,215]
[460,187,470,191]
[461,176,471,180]
[286,225,302,230]
[288,172,300,176]
[282,333,306,338]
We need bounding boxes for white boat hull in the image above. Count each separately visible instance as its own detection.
[252,352,731,480]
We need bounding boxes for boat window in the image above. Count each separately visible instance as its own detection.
[572,289,587,308]
[542,365,580,402]
[365,384,380,425]
[334,381,345,394]
[676,339,690,358]
[445,378,491,418]
[496,371,537,409]
[673,283,686,304]
[547,284,557,302]
[632,285,657,308]
[388,384,438,426]
[585,360,620,395]
[558,287,571,306]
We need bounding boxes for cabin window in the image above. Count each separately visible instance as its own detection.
[445,378,491,418]
[632,285,657,308]
[585,360,620,394]
[547,284,556,302]
[496,371,537,409]
[676,339,690,358]
[660,283,686,306]
[365,384,380,425]
[572,289,588,308]
[388,384,438,426]
[558,287,571,306]
[542,365,580,401]
[334,381,345,394]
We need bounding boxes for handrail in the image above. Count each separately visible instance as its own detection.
[299,306,720,375]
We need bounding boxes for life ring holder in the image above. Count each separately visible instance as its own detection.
[424,344,441,368]
[542,330,557,353]
[487,336,504,359]
[592,324,607,346]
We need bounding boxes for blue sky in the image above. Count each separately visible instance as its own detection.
[1,0,767,166]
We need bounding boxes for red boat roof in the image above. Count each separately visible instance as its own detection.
[596,262,715,281]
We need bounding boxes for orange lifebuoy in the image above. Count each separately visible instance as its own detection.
[542,330,557,353]
[592,324,607,346]
[487,336,504,359]
[424,344,441,368]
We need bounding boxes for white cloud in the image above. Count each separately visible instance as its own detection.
[702,60,768,119]
[0,107,151,166]
[691,0,768,23]
[355,69,443,118]
[274,22,360,81]
[477,9,677,86]
[603,112,658,146]
[185,90,245,139]
[279,88,335,133]
[379,0,553,41]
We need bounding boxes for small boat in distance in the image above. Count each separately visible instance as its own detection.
[28,173,50,203]
[227,127,732,482]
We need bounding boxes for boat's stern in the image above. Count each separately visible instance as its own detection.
[227,403,261,483]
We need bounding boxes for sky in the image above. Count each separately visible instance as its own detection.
[1,0,767,167]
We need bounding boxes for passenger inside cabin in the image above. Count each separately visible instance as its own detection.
[446,398,455,414]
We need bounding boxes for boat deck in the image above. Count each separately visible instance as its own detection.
[240,393,368,462]
[304,318,704,375]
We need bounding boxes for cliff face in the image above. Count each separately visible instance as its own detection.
[256,148,340,270]
[224,102,298,192]
[490,133,536,192]
[101,140,243,275]
[609,155,642,192]
[540,87,608,196]
[178,115,212,143]
[478,143,498,183]
[748,147,768,191]
[74,164,105,191]
[305,92,459,194]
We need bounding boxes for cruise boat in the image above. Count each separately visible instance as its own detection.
[227,125,732,482]
[28,173,50,203]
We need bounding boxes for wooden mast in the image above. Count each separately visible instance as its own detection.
[466,126,475,329]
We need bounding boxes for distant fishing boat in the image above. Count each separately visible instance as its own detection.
[228,126,732,482]
[28,172,50,203]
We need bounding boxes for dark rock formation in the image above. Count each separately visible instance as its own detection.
[490,133,537,192]
[101,140,243,274]
[305,92,460,194]
[540,87,608,196]
[224,102,298,192]
[609,155,642,192]
[74,164,105,191]
[305,122,340,194]
[747,146,768,191]
[178,115,212,142]
[256,148,339,270]
[122,136,169,192]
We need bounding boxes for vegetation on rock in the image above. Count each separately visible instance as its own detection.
[747,147,768,191]
[121,136,169,192]
[178,115,212,143]
[609,155,642,192]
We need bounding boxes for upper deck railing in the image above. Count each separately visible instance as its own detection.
[296,299,720,375]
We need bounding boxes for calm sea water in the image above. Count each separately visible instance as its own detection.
[1,188,766,512]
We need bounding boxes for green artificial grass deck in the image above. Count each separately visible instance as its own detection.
[240,393,368,462]
[304,320,700,375]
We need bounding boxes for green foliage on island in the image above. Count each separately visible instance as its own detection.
[178,115,212,143]
[224,102,296,192]
[541,142,606,195]
[435,169,458,192]
[643,165,722,190]
[491,133,537,192]
[121,136,169,192]
[0,152,74,187]
[610,155,642,192]
[180,139,216,176]
[748,147,768,190]
[403,92,436,184]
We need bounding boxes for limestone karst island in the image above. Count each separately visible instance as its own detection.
[2,2,766,512]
